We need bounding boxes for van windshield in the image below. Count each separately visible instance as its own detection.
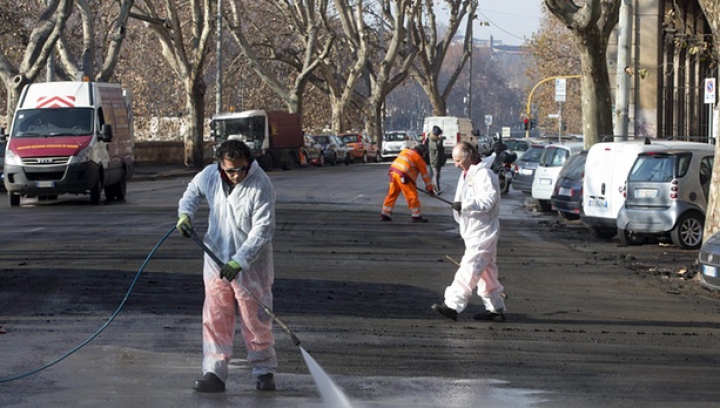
[384,133,407,142]
[12,108,93,137]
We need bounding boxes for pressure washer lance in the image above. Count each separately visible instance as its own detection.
[419,188,454,205]
[182,225,302,346]
[443,255,508,300]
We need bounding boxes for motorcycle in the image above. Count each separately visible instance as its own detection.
[490,150,517,194]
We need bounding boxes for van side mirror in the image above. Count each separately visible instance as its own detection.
[99,124,113,142]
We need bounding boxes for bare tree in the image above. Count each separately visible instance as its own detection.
[696,1,720,240]
[0,0,73,124]
[545,0,619,147]
[355,0,421,142]
[410,0,477,116]
[225,0,333,115]
[130,0,213,168]
[54,0,134,81]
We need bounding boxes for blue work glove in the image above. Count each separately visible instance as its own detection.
[176,213,193,237]
[220,260,242,281]
[452,202,462,212]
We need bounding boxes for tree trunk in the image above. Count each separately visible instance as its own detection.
[577,40,614,147]
[183,76,206,168]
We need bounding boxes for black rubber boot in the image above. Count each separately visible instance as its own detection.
[431,303,458,321]
[256,373,276,391]
[194,372,225,392]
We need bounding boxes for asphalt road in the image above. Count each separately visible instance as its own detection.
[1,162,718,408]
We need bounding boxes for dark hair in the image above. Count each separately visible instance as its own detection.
[216,140,253,163]
[432,125,443,135]
[414,143,427,156]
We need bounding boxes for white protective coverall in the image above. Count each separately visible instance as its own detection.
[443,162,506,313]
[178,160,277,381]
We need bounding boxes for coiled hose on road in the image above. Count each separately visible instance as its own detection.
[0,225,176,383]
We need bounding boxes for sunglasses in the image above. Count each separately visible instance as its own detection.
[222,166,248,174]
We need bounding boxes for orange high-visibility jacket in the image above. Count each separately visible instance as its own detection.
[389,148,432,190]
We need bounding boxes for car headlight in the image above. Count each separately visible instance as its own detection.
[68,144,93,164]
[4,149,22,166]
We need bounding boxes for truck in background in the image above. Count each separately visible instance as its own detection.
[2,80,134,206]
[210,110,304,171]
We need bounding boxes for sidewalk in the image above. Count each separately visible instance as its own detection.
[131,163,200,181]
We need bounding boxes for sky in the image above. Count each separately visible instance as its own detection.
[439,0,544,46]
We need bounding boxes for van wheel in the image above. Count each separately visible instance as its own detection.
[558,211,580,221]
[9,193,20,207]
[617,228,646,246]
[537,200,552,212]
[589,226,616,240]
[671,212,704,249]
[90,178,102,205]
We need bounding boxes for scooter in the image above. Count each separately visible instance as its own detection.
[490,150,516,194]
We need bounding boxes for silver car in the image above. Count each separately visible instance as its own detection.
[616,146,714,249]
[511,143,546,194]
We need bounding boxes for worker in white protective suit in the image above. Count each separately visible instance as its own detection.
[176,140,277,393]
[432,141,507,322]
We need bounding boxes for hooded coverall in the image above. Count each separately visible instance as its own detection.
[443,162,506,313]
[382,148,433,219]
[178,161,277,382]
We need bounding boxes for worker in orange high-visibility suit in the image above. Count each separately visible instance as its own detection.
[381,144,435,223]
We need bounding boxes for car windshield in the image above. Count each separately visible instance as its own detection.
[520,147,545,162]
[505,140,529,152]
[11,108,94,137]
[384,133,406,142]
[628,154,682,182]
[312,135,331,144]
[539,147,570,166]
[340,135,357,144]
[558,152,587,180]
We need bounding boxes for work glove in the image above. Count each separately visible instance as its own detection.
[452,202,462,212]
[427,186,436,196]
[220,260,242,281]
[176,213,193,237]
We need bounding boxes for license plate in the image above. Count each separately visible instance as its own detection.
[36,181,55,188]
[520,169,532,175]
[588,198,607,208]
[558,187,572,196]
[634,188,659,198]
[539,178,552,185]
[702,264,717,278]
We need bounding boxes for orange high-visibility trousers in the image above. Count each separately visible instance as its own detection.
[382,172,421,218]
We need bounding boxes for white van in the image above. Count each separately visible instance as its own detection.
[581,139,711,239]
[422,116,480,155]
[531,142,584,211]
[3,81,134,206]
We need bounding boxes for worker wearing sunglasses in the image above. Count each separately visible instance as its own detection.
[177,140,278,393]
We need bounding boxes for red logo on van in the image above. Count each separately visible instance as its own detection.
[36,95,76,108]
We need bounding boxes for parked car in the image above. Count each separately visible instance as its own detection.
[311,134,349,166]
[532,142,585,211]
[582,140,709,240]
[502,137,540,158]
[382,130,417,160]
[615,145,714,249]
[698,231,720,291]
[0,138,5,191]
[338,132,381,163]
[550,150,587,220]
[512,143,547,194]
[303,134,325,166]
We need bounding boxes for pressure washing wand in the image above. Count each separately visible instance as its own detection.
[419,188,454,205]
[183,225,301,346]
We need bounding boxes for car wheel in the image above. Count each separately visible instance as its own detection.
[537,199,552,212]
[670,212,704,249]
[617,228,646,246]
[90,177,103,205]
[362,152,368,164]
[345,155,351,165]
[264,153,275,171]
[9,193,20,207]
[589,226,616,240]
[317,153,325,167]
[375,152,382,163]
[500,175,511,194]
[331,153,337,166]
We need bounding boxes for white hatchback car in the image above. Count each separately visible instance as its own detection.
[531,142,584,211]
